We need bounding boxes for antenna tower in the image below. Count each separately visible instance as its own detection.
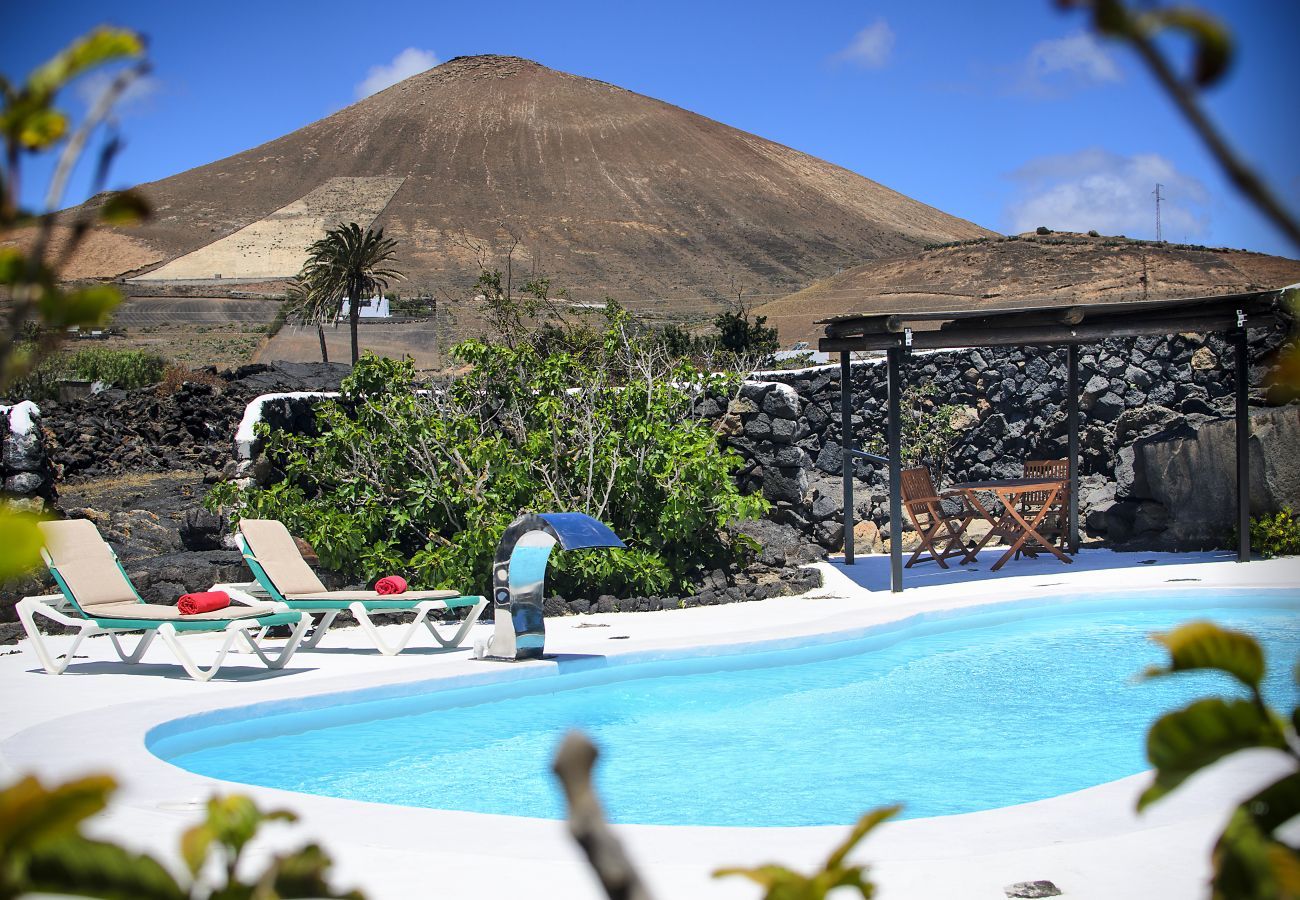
[1153,183,1164,242]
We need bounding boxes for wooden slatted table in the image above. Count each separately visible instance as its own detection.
[947,478,1073,572]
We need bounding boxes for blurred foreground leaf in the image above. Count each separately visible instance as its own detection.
[0,509,45,581]
[714,805,899,899]
[1145,620,1266,689]
[1140,623,1300,896]
[1140,697,1284,809]
[27,27,146,97]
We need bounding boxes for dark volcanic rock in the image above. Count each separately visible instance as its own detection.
[39,362,348,481]
[179,508,226,551]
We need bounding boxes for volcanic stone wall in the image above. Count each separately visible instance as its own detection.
[2,402,55,506]
[719,324,1296,553]
[33,363,349,481]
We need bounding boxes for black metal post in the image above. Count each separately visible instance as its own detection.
[1066,344,1080,554]
[840,351,855,565]
[1234,325,1251,562]
[887,345,904,592]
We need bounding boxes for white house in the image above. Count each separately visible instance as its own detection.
[339,296,391,319]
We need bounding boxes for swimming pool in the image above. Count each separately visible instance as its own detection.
[150,589,1300,826]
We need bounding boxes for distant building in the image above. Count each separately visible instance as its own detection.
[339,296,391,319]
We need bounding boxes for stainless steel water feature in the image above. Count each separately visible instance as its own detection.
[478,513,625,661]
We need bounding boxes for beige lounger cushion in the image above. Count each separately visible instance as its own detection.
[53,557,281,620]
[50,557,138,609]
[39,519,116,567]
[283,589,462,602]
[88,600,282,621]
[241,519,463,601]
[239,519,328,595]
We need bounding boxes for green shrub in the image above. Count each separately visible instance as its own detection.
[714,308,778,362]
[64,347,166,388]
[1250,507,1300,558]
[209,317,767,598]
[864,383,962,479]
[4,346,167,400]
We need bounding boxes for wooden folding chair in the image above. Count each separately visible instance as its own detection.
[1017,459,1070,557]
[900,467,976,569]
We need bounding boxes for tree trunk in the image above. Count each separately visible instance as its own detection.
[317,322,329,364]
[349,277,360,364]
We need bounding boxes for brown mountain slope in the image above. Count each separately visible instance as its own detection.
[57,54,993,304]
[756,234,1300,344]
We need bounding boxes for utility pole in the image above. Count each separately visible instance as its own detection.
[1153,183,1164,242]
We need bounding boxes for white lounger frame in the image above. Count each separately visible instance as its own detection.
[16,594,311,682]
[219,560,489,656]
[338,598,487,656]
[227,597,487,657]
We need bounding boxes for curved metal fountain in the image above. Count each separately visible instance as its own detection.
[478,512,625,661]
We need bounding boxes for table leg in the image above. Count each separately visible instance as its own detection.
[963,491,1003,557]
[991,486,1073,571]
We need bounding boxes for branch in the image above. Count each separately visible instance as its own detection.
[1124,26,1300,250]
[551,732,655,900]
[44,61,149,214]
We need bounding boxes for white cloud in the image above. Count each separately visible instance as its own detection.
[355,48,439,99]
[74,69,161,116]
[1005,148,1208,239]
[833,19,895,69]
[1021,31,1120,94]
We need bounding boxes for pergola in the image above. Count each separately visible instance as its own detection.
[817,289,1286,593]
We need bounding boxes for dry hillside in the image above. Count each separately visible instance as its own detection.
[38,54,992,311]
[756,233,1300,344]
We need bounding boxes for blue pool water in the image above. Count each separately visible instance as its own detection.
[152,589,1300,826]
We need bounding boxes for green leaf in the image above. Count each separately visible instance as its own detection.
[99,189,151,226]
[0,510,45,582]
[1090,0,1135,38]
[1242,770,1300,835]
[0,774,115,853]
[264,843,366,899]
[1211,806,1279,900]
[1146,621,1266,689]
[179,822,213,876]
[39,283,122,328]
[23,836,185,900]
[1149,8,1233,87]
[714,805,896,899]
[28,27,146,95]
[826,805,900,870]
[1267,843,1300,899]
[1139,698,1285,810]
[0,246,24,283]
[17,107,68,149]
[205,794,296,856]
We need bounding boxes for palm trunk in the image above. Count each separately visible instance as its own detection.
[316,322,329,364]
[349,277,361,364]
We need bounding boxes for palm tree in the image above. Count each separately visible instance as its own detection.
[284,269,343,363]
[302,223,403,364]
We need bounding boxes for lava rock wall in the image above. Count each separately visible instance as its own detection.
[720,326,1297,552]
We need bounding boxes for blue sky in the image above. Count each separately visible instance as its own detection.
[7,0,1298,259]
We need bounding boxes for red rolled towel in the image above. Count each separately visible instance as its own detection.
[375,575,408,595]
[177,591,231,615]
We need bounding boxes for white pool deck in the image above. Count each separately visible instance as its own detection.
[2,547,1297,899]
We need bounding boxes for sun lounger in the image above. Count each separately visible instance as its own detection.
[236,519,488,655]
[18,519,310,682]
